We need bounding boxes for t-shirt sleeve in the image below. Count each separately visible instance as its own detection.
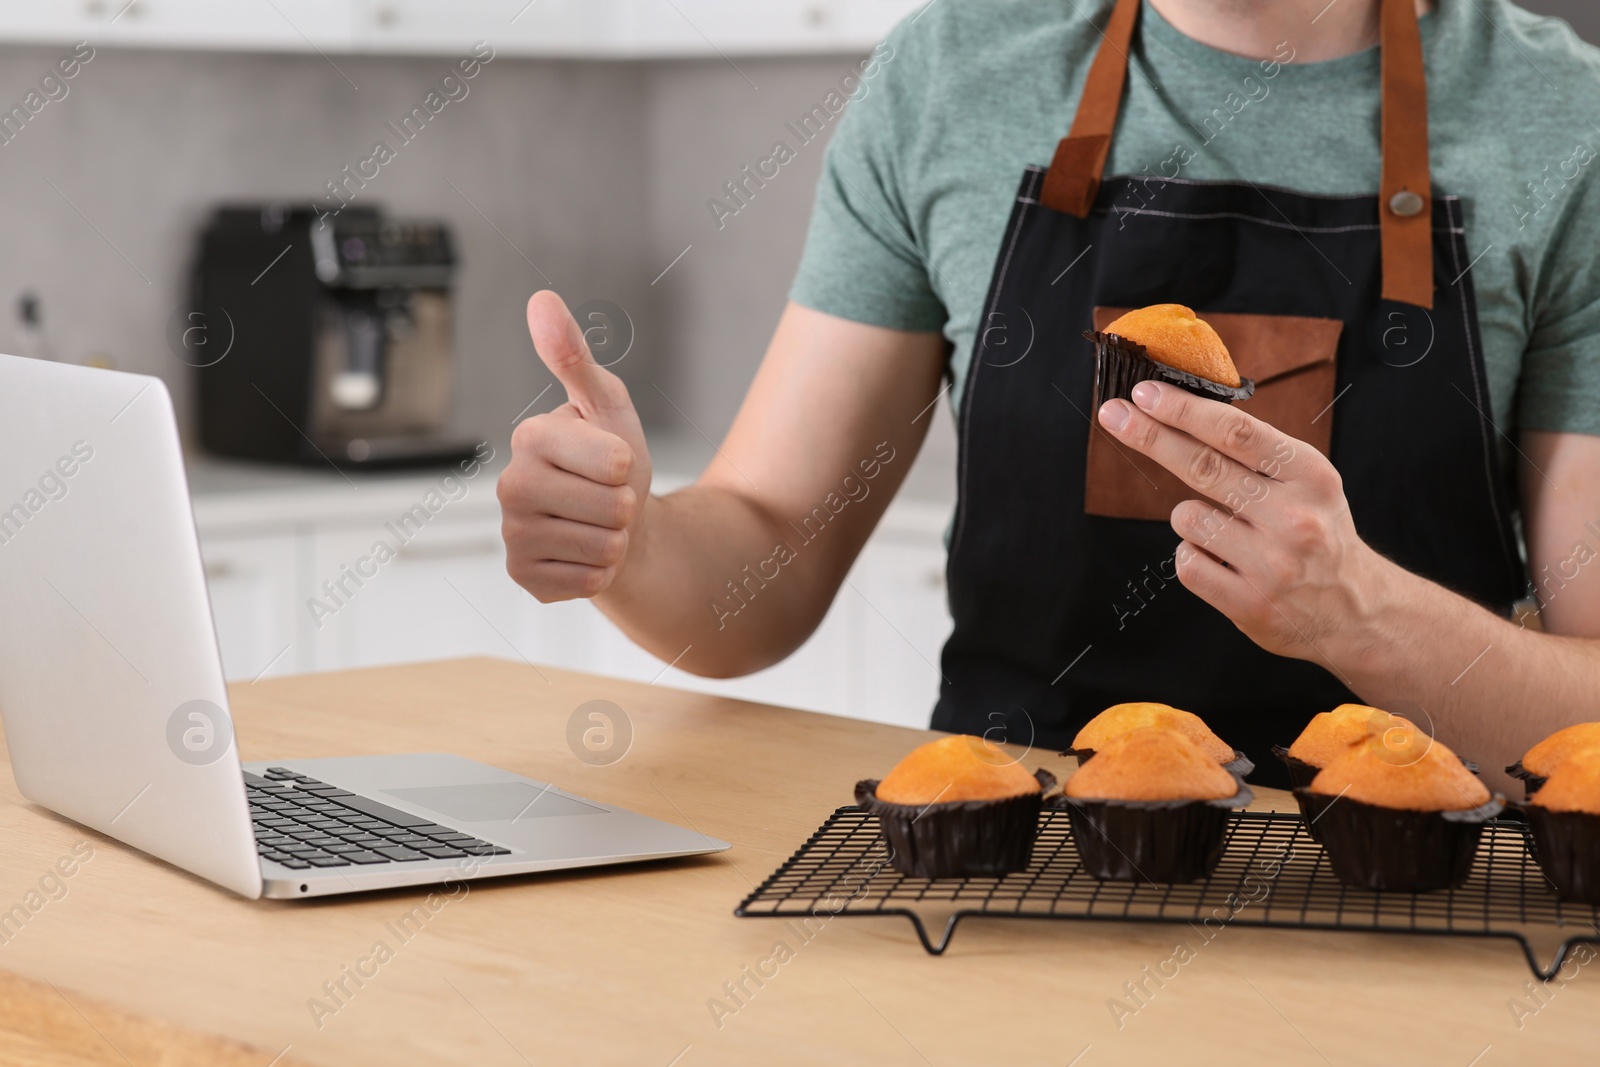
[1517,163,1600,437]
[789,36,948,335]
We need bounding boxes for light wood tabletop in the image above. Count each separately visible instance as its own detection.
[0,656,1594,1066]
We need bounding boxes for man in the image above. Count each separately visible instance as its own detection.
[497,0,1600,790]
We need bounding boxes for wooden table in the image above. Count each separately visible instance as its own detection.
[1,657,1593,1066]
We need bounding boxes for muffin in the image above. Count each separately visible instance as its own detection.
[855,735,1055,879]
[1069,701,1253,777]
[1508,722,1600,799]
[1296,734,1503,892]
[1071,702,1234,762]
[1083,303,1255,406]
[1275,704,1419,789]
[1058,727,1252,883]
[1523,751,1600,903]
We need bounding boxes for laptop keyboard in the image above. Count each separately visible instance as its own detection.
[245,768,511,871]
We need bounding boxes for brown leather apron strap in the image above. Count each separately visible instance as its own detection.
[1041,0,1436,309]
[1379,0,1433,308]
[1038,0,1140,217]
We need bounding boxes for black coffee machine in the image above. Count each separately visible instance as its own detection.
[192,203,479,468]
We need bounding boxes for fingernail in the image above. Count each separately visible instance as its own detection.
[1099,399,1131,432]
[1131,381,1161,410]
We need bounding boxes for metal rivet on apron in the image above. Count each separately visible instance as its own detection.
[1389,189,1425,217]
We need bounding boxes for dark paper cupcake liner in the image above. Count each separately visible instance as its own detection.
[1052,780,1254,884]
[1271,745,1321,791]
[1069,746,1254,780]
[1224,751,1256,779]
[854,769,1057,880]
[1084,330,1255,406]
[1274,747,1333,843]
[1293,789,1504,893]
[1506,760,1547,801]
[1523,804,1600,904]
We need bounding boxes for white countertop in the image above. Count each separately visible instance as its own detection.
[187,434,955,540]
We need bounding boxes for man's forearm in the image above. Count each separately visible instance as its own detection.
[594,485,861,678]
[1093,381,1600,794]
[575,304,942,681]
[1331,557,1600,794]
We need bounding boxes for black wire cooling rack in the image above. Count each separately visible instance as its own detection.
[734,808,1600,980]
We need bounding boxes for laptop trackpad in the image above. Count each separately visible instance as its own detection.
[383,782,605,822]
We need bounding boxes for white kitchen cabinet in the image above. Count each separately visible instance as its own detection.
[296,512,868,719]
[304,515,529,672]
[541,497,950,725]
[841,530,950,729]
[193,456,953,729]
[116,0,354,49]
[5,0,353,51]
[648,588,857,715]
[623,0,925,57]
[0,0,919,57]
[361,0,929,57]
[300,512,651,681]
[198,529,304,682]
[349,0,615,57]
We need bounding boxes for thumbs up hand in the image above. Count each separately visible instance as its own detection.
[498,291,653,602]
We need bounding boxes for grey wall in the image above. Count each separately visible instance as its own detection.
[1518,0,1600,43]
[637,56,959,498]
[644,57,843,434]
[34,0,1590,501]
[0,45,658,433]
[56,0,1597,496]
[4,0,1599,451]
[0,41,959,495]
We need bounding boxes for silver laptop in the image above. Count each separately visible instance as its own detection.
[0,354,728,899]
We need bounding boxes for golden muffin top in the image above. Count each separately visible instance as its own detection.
[1308,733,1490,812]
[1065,727,1240,802]
[1287,703,1417,769]
[1529,750,1600,814]
[1072,701,1235,765]
[1104,304,1242,388]
[1521,723,1600,779]
[874,735,1044,805]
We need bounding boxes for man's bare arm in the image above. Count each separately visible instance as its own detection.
[1363,431,1600,775]
[499,294,946,678]
[1521,431,1600,640]
[1098,383,1600,794]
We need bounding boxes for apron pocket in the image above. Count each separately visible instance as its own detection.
[1084,308,1343,521]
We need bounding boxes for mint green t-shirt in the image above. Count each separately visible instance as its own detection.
[790,0,1600,438]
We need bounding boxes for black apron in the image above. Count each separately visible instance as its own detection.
[931,0,1525,785]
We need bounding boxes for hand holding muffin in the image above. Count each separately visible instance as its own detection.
[1087,304,1254,404]
[1093,305,1400,671]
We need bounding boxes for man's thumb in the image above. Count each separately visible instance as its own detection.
[527,290,627,420]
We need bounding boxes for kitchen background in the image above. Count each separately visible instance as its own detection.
[0,0,1592,729]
